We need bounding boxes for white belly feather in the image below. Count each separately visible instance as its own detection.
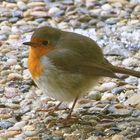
[34,57,100,102]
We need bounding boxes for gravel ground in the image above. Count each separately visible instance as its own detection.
[0,0,140,140]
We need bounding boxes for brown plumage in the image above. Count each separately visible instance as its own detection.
[23,26,140,118]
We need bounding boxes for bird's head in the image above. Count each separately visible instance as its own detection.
[23,26,62,51]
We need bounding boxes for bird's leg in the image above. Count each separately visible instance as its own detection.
[57,97,79,123]
[66,97,78,119]
[37,102,67,113]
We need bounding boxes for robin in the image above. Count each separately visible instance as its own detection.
[23,26,140,119]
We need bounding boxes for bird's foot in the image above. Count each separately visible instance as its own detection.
[36,102,70,114]
[57,115,78,124]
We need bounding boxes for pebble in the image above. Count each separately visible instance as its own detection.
[108,0,128,4]
[101,4,112,11]
[21,58,28,68]
[105,18,119,25]
[100,82,117,91]
[25,137,40,140]
[30,11,47,18]
[6,58,17,66]
[27,2,46,8]
[4,87,19,98]
[131,110,140,117]
[5,3,17,9]
[112,86,125,94]
[8,73,23,80]
[125,77,138,85]
[111,134,125,140]
[0,130,21,138]
[48,7,61,16]
[122,58,138,67]
[0,121,14,129]
[9,17,19,23]
[1,70,10,76]
[12,10,23,18]
[9,121,26,131]
[124,93,140,106]
[101,93,116,101]
[17,1,27,10]
[88,91,101,100]
[90,9,102,16]
[23,125,38,137]
[0,114,11,119]
[64,134,79,140]
[109,106,132,117]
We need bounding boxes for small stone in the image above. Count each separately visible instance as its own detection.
[48,7,61,16]
[6,103,20,109]
[112,87,124,94]
[109,107,132,117]
[9,34,20,40]
[20,85,30,93]
[14,65,22,70]
[23,69,31,80]
[78,15,92,22]
[0,130,21,137]
[8,73,23,80]
[90,9,101,16]
[64,134,79,140]
[0,120,14,129]
[20,105,31,114]
[114,103,124,109]
[58,22,70,30]
[23,125,35,131]
[6,3,17,9]
[25,137,40,140]
[0,88,4,94]
[12,10,23,18]
[0,114,11,119]
[108,0,128,4]
[105,18,119,25]
[124,93,140,106]
[30,11,47,18]
[4,87,19,98]
[101,4,112,11]
[17,1,27,10]
[101,93,116,101]
[9,17,19,23]
[87,135,104,140]
[23,125,38,137]
[22,58,28,68]
[33,6,46,11]
[6,58,17,66]
[13,121,27,130]
[1,70,10,76]
[27,2,46,8]
[132,110,140,117]
[122,58,138,67]
[100,82,117,91]
[88,91,101,100]
[95,122,116,131]
[23,10,32,17]
[111,134,125,140]
[125,77,138,85]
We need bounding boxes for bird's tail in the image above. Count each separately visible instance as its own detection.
[109,65,140,78]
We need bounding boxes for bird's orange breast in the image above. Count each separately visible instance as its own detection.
[28,46,54,78]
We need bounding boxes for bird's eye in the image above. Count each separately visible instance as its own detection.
[42,41,48,46]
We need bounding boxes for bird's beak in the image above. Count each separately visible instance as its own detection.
[23,42,37,47]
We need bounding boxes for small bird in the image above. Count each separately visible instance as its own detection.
[23,26,140,118]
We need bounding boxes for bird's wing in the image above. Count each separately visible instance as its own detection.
[46,48,117,78]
